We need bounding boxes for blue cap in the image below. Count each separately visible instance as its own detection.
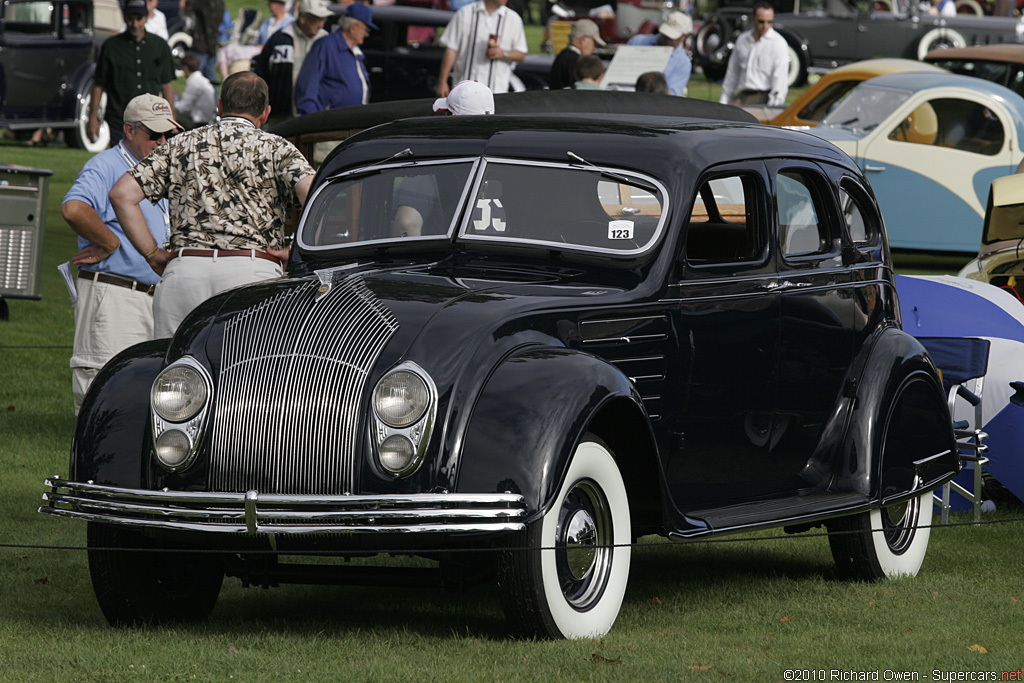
[346,3,378,30]
[124,0,147,16]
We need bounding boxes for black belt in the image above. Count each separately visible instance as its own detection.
[739,89,770,95]
[78,269,156,296]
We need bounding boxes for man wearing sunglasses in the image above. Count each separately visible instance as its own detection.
[63,94,182,414]
[718,1,789,108]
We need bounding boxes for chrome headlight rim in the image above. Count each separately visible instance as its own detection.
[373,369,431,428]
[371,361,437,479]
[150,356,214,473]
[152,360,210,423]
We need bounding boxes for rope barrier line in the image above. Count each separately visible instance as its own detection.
[3,515,1022,556]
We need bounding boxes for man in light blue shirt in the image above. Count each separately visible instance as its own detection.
[62,94,180,413]
[625,11,692,97]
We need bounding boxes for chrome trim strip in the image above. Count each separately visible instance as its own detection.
[41,478,527,535]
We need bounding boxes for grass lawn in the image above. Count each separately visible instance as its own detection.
[2,36,1022,682]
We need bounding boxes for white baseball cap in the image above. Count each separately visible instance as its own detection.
[433,81,495,116]
[123,94,182,133]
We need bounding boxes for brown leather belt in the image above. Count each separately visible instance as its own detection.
[168,248,284,266]
[78,269,156,296]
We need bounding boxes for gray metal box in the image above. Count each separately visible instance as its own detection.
[0,164,53,300]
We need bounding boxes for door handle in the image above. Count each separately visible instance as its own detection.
[864,165,886,172]
[765,281,812,292]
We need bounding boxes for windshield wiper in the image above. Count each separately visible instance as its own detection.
[328,148,414,181]
[566,151,658,193]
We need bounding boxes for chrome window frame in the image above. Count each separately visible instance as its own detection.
[456,157,670,258]
[295,157,481,253]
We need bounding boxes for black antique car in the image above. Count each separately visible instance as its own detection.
[695,0,1024,87]
[41,105,960,639]
[0,0,107,151]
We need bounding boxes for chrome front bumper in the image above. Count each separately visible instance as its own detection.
[40,477,527,535]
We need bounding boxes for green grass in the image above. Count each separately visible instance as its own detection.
[1,96,1019,681]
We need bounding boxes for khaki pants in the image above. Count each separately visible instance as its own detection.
[153,253,283,339]
[71,276,155,414]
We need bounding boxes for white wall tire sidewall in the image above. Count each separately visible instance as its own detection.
[539,440,631,639]
[868,491,932,578]
[787,44,801,88]
[917,28,967,60]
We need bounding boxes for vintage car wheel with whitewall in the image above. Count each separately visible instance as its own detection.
[499,435,631,639]
[40,100,960,638]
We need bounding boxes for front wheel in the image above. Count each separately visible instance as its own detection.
[69,81,109,154]
[499,436,631,639]
[827,491,933,580]
[88,522,224,625]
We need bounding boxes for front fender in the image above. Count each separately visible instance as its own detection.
[71,339,169,487]
[63,61,95,121]
[838,326,958,502]
[455,347,645,522]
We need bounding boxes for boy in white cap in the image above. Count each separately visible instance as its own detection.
[432,80,495,115]
[625,11,693,96]
[62,94,181,412]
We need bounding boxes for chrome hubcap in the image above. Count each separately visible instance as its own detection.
[881,497,918,555]
[555,479,613,610]
[564,509,597,580]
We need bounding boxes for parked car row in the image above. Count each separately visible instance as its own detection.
[695,0,1024,87]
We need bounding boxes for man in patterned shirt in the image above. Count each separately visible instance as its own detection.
[110,71,315,338]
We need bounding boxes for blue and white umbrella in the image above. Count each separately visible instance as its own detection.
[896,274,1024,509]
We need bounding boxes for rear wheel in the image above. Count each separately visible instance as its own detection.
[827,371,935,580]
[695,21,730,82]
[499,436,631,639]
[88,522,224,625]
[786,42,808,88]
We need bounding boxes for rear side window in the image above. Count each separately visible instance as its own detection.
[838,179,881,245]
[685,174,762,264]
[5,0,55,34]
[777,170,830,257]
[888,98,1005,156]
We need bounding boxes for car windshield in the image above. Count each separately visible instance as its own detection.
[298,158,668,256]
[820,86,910,133]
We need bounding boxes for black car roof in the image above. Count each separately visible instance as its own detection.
[315,110,855,186]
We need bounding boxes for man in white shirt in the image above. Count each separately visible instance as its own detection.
[718,1,789,108]
[437,0,528,97]
[176,53,218,128]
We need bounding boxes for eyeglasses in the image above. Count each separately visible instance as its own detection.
[138,125,168,142]
[756,19,773,24]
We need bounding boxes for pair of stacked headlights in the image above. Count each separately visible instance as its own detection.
[150,358,436,478]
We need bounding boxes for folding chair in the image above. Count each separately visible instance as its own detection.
[917,337,991,523]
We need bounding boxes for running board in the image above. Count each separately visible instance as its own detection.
[683,492,869,533]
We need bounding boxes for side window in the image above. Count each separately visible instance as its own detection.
[685,174,762,264]
[5,0,55,34]
[838,179,881,245]
[777,170,829,257]
[888,98,1005,156]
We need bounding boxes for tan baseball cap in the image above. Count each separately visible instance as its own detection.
[297,0,332,19]
[658,11,693,41]
[570,19,606,47]
[123,94,182,134]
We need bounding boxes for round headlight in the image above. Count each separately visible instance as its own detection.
[374,370,429,428]
[152,364,208,422]
[155,429,192,470]
[378,435,415,474]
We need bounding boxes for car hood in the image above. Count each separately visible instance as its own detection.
[167,259,631,385]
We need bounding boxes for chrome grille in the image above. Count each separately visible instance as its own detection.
[210,274,398,494]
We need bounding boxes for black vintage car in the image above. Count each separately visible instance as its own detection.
[695,0,1024,87]
[41,103,960,639]
[0,0,107,151]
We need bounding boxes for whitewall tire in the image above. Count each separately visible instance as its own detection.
[917,27,967,60]
[500,436,632,639]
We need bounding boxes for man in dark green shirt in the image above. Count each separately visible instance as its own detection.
[87,0,176,146]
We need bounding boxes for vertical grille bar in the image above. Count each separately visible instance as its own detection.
[210,275,398,494]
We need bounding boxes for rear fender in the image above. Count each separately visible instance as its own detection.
[838,326,958,502]
[455,347,657,524]
[71,340,169,487]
